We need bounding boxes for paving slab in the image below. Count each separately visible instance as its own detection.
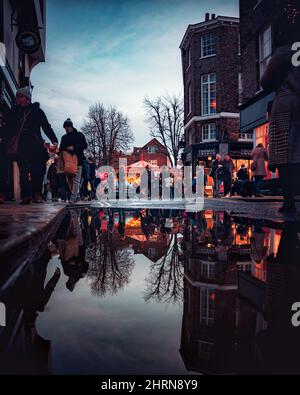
[0,203,65,294]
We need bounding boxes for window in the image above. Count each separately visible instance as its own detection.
[201,33,216,58]
[188,129,193,145]
[199,341,214,362]
[238,33,241,56]
[238,72,243,105]
[188,82,192,114]
[148,146,156,153]
[200,288,215,326]
[239,131,253,141]
[187,46,191,69]
[201,74,217,116]
[259,25,272,78]
[202,124,217,142]
[200,262,216,279]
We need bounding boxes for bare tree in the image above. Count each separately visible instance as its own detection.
[144,234,184,304]
[86,232,134,297]
[144,95,184,166]
[82,103,134,166]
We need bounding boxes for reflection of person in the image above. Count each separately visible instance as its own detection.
[255,221,300,374]
[55,211,89,292]
[22,248,61,375]
[250,220,267,264]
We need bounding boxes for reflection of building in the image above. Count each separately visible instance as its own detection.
[180,13,253,172]
[0,0,46,198]
[129,234,171,263]
[180,212,256,374]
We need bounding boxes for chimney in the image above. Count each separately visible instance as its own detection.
[205,13,210,21]
[212,14,216,19]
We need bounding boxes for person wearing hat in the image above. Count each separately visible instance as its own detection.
[60,118,88,203]
[5,87,58,204]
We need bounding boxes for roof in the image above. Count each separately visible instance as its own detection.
[141,138,167,151]
[180,15,240,49]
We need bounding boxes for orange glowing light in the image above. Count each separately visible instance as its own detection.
[211,100,217,110]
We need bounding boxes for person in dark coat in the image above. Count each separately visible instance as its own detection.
[251,144,269,197]
[210,154,223,197]
[6,87,58,204]
[0,104,11,203]
[260,11,300,212]
[222,155,235,197]
[47,158,60,202]
[60,118,88,203]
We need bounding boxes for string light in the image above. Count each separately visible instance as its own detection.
[284,2,300,24]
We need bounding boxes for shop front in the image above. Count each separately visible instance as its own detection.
[240,91,280,193]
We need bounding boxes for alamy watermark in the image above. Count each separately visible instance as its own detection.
[0,302,6,327]
[94,159,205,209]
[0,42,5,67]
[292,42,300,67]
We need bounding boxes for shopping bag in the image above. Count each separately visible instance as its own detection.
[63,151,78,176]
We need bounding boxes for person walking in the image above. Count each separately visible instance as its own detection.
[6,87,58,204]
[60,118,88,203]
[260,11,300,213]
[88,157,96,200]
[0,104,10,203]
[210,154,223,198]
[47,158,60,202]
[251,144,268,197]
[222,154,235,197]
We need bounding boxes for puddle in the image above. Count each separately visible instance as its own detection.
[0,208,300,375]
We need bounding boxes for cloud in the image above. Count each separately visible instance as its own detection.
[31,0,239,146]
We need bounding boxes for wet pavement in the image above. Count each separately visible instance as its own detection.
[1,206,300,375]
[0,204,64,294]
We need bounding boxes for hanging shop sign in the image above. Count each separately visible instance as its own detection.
[16,30,41,54]
[197,148,217,157]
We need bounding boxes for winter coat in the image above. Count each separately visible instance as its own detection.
[5,102,58,160]
[210,159,222,179]
[47,163,59,188]
[251,146,269,177]
[222,159,235,178]
[237,168,249,181]
[261,45,300,167]
[60,128,87,166]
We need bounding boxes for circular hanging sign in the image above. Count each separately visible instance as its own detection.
[16,30,41,54]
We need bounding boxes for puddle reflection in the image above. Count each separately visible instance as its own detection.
[1,209,300,375]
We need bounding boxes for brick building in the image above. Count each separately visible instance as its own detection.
[239,0,297,189]
[0,0,46,199]
[132,138,170,167]
[111,138,170,172]
[180,13,253,173]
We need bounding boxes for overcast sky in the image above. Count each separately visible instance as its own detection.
[31,0,239,147]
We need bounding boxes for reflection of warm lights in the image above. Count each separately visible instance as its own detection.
[211,100,217,110]
[208,156,212,161]
[210,292,216,301]
[126,218,141,228]
[205,211,213,219]
[207,243,212,248]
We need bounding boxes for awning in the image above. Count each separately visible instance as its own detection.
[240,92,275,133]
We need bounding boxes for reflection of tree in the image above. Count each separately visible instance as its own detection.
[86,232,134,297]
[144,234,184,304]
